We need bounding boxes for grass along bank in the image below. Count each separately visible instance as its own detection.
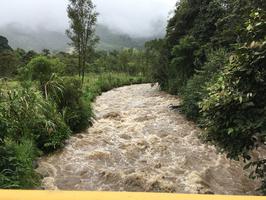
[0,72,149,189]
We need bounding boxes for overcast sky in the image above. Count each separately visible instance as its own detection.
[0,0,177,37]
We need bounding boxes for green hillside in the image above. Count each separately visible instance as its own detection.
[0,24,158,52]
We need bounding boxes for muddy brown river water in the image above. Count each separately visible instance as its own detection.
[37,84,260,195]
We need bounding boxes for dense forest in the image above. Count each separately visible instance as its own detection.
[147,0,266,194]
[0,0,266,195]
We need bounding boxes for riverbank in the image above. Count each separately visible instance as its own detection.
[37,84,259,195]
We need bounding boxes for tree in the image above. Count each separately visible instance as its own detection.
[0,35,12,53]
[25,56,65,97]
[200,9,266,192]
[42,49,50,56]
[145,39,169,90]
[155,0,226,94]
[169,36,199,93]
[0,51,19,78]
[66,0,99,84]
[213,0,266,48]
[0,36,19,78]
[22,50,37,65]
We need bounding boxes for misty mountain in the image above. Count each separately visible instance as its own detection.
[0,23,69,52]
[0,23,163,52]
[96,25,150,51]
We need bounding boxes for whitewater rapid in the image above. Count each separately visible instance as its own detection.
[36,84,259,194]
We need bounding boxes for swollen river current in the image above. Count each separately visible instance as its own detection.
[37,84,260,194]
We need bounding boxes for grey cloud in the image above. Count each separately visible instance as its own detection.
[0,0,176,37]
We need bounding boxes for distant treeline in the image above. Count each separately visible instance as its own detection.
[0,35,152,79]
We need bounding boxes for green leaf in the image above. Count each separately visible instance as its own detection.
[247,24,253,31]
[239,96,243,103]
[228,128,234,135]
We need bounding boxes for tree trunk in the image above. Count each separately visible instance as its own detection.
[81,51,86,85]
[81,57,84,85]
[78,53,81,77]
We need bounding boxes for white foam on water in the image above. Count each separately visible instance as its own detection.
[37,84,261,194]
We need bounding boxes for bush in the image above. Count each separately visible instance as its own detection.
[0,51,19,78]
[167,36,200,94]
[0,139,39,189]
[0,87,71,153]
[23,56,66,92]
[92,73,136,93]
[83,73,148,106]
[181,49,228,121]
[50,78,93,133]
[24,56,53,86]
[200,9,266,159]
[35,100,71,152]
[200,9,266,192]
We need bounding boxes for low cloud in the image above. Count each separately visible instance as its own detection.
[0,0,176,37]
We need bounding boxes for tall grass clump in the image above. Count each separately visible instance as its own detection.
[0,84,71,188]
[51,77,94,133]
[83,73,148,102]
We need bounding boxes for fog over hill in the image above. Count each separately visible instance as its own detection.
[0,23,164,52]
[0,0,175,52]
[0,23,69,52]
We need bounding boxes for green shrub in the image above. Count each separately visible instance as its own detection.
[0,139,39,189]
[181,49,228,121]
[51,78,93,133]
[23,56,53,86]
[97,74,116,92]
[22,56,92,134]
[0,51,19,78]
[35,100,71,152]
[83,73,148,105]
[200,9,266,159]
[0,87,71,153]
[167,36,200,94]
[22,56,66,92]
[200,9,266,192]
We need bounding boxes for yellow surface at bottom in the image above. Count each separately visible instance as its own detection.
[0,190,265,200]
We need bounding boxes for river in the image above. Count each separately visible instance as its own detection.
[36,84,260,195]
